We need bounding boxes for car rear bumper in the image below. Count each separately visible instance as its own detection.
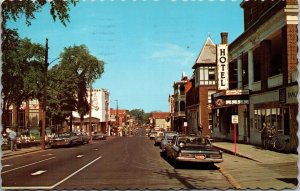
[176,157,223,163]
[50,141,70,146]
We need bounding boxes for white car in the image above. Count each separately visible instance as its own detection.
[154,131,165,146]
[160,131,178,152]
[149,131,158,140]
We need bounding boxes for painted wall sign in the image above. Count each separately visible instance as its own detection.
[217,44,229,90]
[286,85,298,104]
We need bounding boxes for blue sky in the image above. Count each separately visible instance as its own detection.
[9,0,243,112]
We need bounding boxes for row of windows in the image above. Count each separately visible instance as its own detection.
[253,107,290,135]
[195,66,216,85]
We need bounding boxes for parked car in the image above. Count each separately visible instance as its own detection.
[49,132,82,147]
[160,131,178,151]
[149,130,158,140]
[164,134,223,167]
[78,132,90,144]
[92,132,107,140]
[154,131,165,146]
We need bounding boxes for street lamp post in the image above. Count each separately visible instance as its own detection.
[42,38,61,150]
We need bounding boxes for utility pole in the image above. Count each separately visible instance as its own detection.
[41,38,48,150]
[115,100,118,127]
[89,83,92,140]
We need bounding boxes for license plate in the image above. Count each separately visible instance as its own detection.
[195,155,205,160]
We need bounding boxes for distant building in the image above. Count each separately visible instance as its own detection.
[172,73,188,133]
[72,88,110,134]
[150,112,170,131]
[168,94,175,131]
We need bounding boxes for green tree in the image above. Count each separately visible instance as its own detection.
[129,109,150,125]
[1,0,78,132]
[2,0,78,26]
[1,37,45,131]
[54,45,105,131]
[47,64,78,128]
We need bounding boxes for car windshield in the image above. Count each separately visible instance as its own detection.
[158,132,164,136]
[166,135,176,140]
[178,137,210,146]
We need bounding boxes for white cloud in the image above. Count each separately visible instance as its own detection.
[147,43,195,66]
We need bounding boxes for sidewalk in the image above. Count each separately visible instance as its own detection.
[2,145,43,158]
[213,141,298,164]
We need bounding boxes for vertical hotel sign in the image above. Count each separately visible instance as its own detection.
[217,44,229,90]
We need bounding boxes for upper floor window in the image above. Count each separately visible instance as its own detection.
[179,85,185,95]
[197,65,216,86]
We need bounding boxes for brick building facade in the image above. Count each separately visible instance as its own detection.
[212,0,298,152]
[186,36,217,137]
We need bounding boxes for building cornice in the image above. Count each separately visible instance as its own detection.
[229,4,298,61]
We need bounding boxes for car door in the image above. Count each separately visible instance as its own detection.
[171,137,180,159]
[167,136,177,159]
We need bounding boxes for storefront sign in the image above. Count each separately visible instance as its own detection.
[286,85,298,104]
[279,88,286,103]
[217,44,229,90]
[215,99,225,106]
[226,89,249,95]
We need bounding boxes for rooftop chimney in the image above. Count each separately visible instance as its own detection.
[221,32,228,44]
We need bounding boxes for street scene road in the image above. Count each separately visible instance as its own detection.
[2,136,232,190]
[2,1,299,190]
[2,134,297,190]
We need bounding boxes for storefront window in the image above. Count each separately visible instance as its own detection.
[29,110,39,128]
[254,104,287,135]
[283,108,290,135]
[277,108,282,132]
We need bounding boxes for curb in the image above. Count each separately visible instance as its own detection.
[216,164,242,189]
[213,145,259,162]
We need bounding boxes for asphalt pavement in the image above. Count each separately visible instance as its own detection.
[2,138,298,164]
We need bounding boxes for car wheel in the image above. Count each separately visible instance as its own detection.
[173,159,180,168]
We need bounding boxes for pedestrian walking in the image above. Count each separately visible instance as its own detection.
[260,122,268,149]
[197,124,203,135]
[9,129,17,151]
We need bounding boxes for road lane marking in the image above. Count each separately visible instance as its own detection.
[42,154,53,156]
[2,164,12,167]
[76,155,84,158]
[50,156,102,189]
[1,157,55,174]
[31,170,47,176]
[94,149,98,150]
[2,150,47,161]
